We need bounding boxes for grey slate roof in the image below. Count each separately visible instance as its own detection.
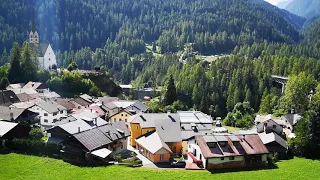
[36,101,67,114]
[71,121,130,151]
[38,43,49,57]
[80,94,94,103]
[0,121,18,137]
[6,83,26,89]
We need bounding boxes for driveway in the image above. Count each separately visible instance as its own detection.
[127,137,158,168]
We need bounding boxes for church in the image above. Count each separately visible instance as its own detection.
[29,12,57,70]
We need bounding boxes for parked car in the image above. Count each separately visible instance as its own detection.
[170,160,186,168]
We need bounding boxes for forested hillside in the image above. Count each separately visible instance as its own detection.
[285,0,320,19]
[0,0,302,55]
[302,18,320,47]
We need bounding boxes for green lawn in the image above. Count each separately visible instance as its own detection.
[0,153,319,180]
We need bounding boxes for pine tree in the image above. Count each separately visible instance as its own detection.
[164,75,177,105]
[8,42,23,83]
[21,42,37,82]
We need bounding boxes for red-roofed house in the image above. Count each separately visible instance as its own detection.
[187,134,269,170]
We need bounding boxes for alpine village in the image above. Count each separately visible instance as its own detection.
[0,0,319,179]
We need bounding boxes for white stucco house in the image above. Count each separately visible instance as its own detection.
[29,101,67,131]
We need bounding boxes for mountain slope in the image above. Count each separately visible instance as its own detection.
[277,0,293,9]
[0,0,302,55]
[302,17,320,47]
[285,0,320,19]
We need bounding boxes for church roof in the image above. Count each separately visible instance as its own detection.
[39,43,49,57]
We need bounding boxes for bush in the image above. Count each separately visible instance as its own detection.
[267,152,279,165]
[29,128,44,140]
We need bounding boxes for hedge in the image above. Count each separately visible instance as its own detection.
[7,138,61,157]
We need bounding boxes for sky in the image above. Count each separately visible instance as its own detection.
[264,0,287,5]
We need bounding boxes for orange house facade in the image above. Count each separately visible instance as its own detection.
[136,143,171,162]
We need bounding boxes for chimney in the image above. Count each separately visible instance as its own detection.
[78,127,81,133]
[167,110,171,114]
[95,118,98,125]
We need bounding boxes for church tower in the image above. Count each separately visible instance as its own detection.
[29,8,39,44]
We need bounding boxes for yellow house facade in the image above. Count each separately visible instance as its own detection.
[110,110,132,123]
[130,123,155,146]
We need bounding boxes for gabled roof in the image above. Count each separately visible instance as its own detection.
[23,82,47,90]
[6,83,26,90]
[71,98,91,107]
[80,94,94,103]
[0,90,20,105]
[73,106,105,117]
[178,111,214,124]
[195,133,269,158]
[98,96,119,105]
[16,93,34,102]
[36,101,67,114]
[135,131,172,154]
[71,121,130,151]
[10,98,44,109]
[57,120,92,135]
[283,114,302,126]
[0,121,18,137]
[56,99,76,111]
[11,88,38,95]
[258,132,287,149]
[0,106,26,121]
[38,43,49,57]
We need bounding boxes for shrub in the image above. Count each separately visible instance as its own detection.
[29,128,44,140]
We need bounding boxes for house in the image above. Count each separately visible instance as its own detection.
[23,82,49,93]
[0,106,38,125]
[120,85,133,96]
[0,90,20,106]
[61,121,130,162]
[258,132,288,158]
[178,111,214,154]
[6,83,26,90]
[255,114,302,136]
[256,118,284,136]
[29,13,57,70]
[79,94,95,104]
[47,119,93,143]
[11,88,38,95]
[98,96,119,105]
[106,101,149,123]
[135,131,172,163]
[70,98,91,109]
[56,99,76,113]
[73,106,105,118]
[71,110,108,127]
[16,93,35,102]
[29,101,67,130]
[187,133,269,170]
[129,112,182,154]
[0,121,30,148]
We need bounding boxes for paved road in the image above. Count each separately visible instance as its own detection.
[127,137,158,168]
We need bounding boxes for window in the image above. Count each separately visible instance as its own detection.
[200,154,202,160]
[136,125,139,129]
[229,157,235,160]
[125,119,127,122]
[121,145,123,149]
[221,157,224,161]
[114,118,116,121]
[44,113,48,116]
[219,142,227,147]
[121,114,124,117]
[273,125,277,129]
[44,119,48,123]
[120,118,122,121]
[53,112,57,116]
[189,145,191,148]
[53,119,57,123]
[160,154,164,160]
[125,114,128,117]
[233,142,240,146]
[207,142,217,148]
[60,111,63,114]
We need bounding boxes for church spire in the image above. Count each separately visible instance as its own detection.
[32,8,36,33]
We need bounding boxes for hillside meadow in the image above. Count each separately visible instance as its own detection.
[0,153,319,180]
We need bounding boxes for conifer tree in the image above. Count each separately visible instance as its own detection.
[164,75,177,105]
[8,42,23,83]
[21,42,37,82]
